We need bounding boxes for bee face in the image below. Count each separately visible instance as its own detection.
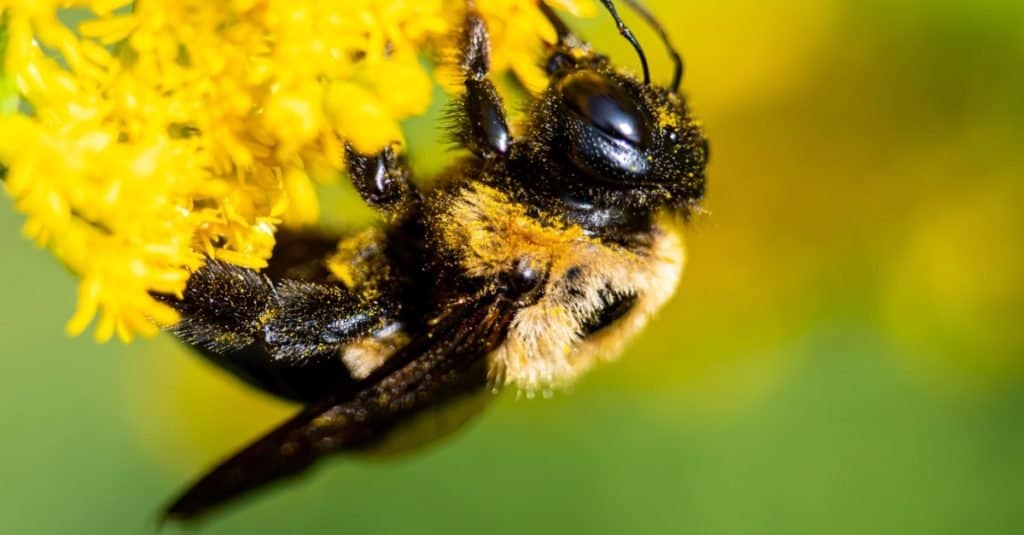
[546,61,707,201]
[516,33,707,228]
[556,68,657,182]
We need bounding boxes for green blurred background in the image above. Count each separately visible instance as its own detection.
[3,0,1024,533]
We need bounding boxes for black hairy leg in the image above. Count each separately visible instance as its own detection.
[164,260,549,521]
[450,11,511,159]
[166,260,394,401]
[537,2,595,77]
[344,143,418,220]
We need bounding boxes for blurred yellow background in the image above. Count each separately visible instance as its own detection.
[2,1,1023,533]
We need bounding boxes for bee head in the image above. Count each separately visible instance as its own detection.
[546,58,707,199]
[517,1,708,230]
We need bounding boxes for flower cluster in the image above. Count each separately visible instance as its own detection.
[0,0,591,342]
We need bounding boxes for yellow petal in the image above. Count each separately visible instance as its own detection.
[324,81,404,154]
[65,278,101,337]
[282,166,320,227]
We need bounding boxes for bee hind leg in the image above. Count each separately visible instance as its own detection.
[162,264,544,521]
[162,260,394,401]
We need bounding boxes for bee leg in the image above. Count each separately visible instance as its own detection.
[163,263,547,521]
[165,260,392,401]
[453,12,511,159]
[538,1,579,47]
[344,143,417,218]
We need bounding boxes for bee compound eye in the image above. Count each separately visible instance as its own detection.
[558,71,652,147]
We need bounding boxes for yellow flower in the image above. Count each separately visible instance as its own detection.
[0,0,591,342]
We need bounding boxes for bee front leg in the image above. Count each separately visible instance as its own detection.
[454,12,512,159]
[344,143,417,219]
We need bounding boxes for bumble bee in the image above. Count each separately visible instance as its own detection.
[162,0,708,520]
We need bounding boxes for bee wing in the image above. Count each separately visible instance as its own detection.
[163,290,519,521]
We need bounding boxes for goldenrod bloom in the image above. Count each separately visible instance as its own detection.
[0,0,591,342]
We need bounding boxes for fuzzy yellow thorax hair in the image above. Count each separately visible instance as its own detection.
[436,183,686,392]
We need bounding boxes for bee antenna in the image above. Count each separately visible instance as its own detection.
[597,0,651,85]
[618,0,683,92]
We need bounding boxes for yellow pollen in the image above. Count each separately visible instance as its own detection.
[0,0,592,342]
